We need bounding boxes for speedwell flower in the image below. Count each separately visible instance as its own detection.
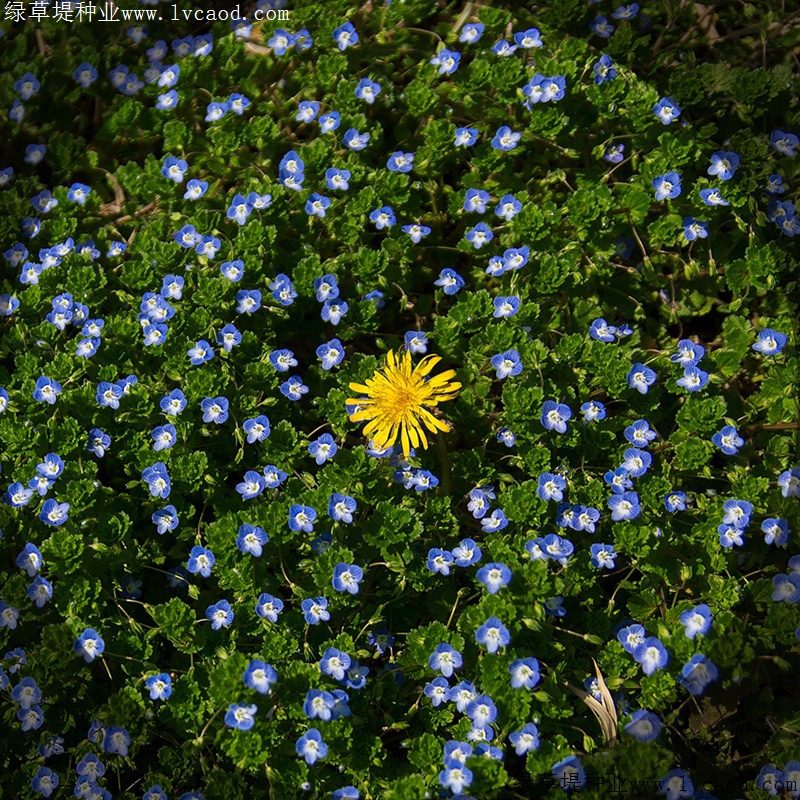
[347,349,460,457]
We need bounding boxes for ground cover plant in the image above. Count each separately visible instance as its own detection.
[0,0,799,798]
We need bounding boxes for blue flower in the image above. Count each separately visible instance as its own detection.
[387,151,414,173]
[491,349,523,379]
[771,130,798,157]
[699,187,729,206]
[773,573,800,602]
[146,673,172,701]
[430,48,461,75]
[515,27,543,48]
[255,593,284,622]
[39,499,70,526]
[268,28,295,54]
[653,96,681,124]
[301,597,330,625]
[424,677,450,706]
[320,299,347,325]
[152,505,179,534]
[467,694,498,728]
[227,195,253,226]
[427,548,454,575]
[589,317,617,343]
[429,643,463,677]
[589,15,615,37]
[682,217,709,241]
[465,222,493,249]
[634,637,668,674]
[509,723,540,755]
[325,168,351,191]
[707,150,740,180]
[309,433,338,465]
[225,703,257,730]
[370,206,395,229]
[333,21,358,50]
[367,628,394,655]
[490,193,520,221]
[541,401,572,433]
[402,223,431,243]
[678,655,718,696]
[608,491,641,521]
[454,127,479,146]
[0,600,19,629]
[217,323,242,353]
[319,111,340,132]
[205,101,228,122]
[476,563,511,594]
[765,173,786,196]
[652,172,682,200]
[289,504,317,533]
[74,62,98,87]
[481,509,508,532]
[540,533,574,564]
[434,268,465,294]
[328,493,357,524]
[195,234,220,258]
[235,524,268,556]
[624,420,656,447]
[319,648,351,681]
[679,604,712,639]
[295,100,320,122]
[663,491,687,512]
[142,462,170,499]
[151,424,177,452]
[162,155,188,183]
[590,543,617,569]
[87,428,111,458]
[24,143,46,165]
[594,54,617,84]
[263,465,287,488]
[343,128,370,150]
[33,377,61,405]
[537,472,567,502]
[671,339,705,367]
[627,362,656,393]
[439,759,473,795]
[621,447,652,477]
[503,247,530,270]
[491,125,521,151]
[156,89,179,110]
[753,328,787,355]
[304,688,336,720]
[280,376,309,400]
[332,563,364,594]
[241,415,270,444]
[306,192,331,218]
[200,396,229,424]
[509,658,541,690]
[404,331,428,354]
[187,546,215,577]
[459,23,484,43]
[581,400,606,421]
[296,728,328,765]
[464,188,490,213]
[355,77,381,103]
[497,427,516,447]
[710,424,744,455]
[206,599,234,630]
[625,710,661,742]
[491,33,521,54]
[74,628,104,662]
[16,543,42,577]
[452,538,482,567]
[761,517,789,546]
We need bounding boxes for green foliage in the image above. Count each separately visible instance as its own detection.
[0,1,797,798]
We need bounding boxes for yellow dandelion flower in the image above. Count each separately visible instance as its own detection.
[346,349,461,457]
